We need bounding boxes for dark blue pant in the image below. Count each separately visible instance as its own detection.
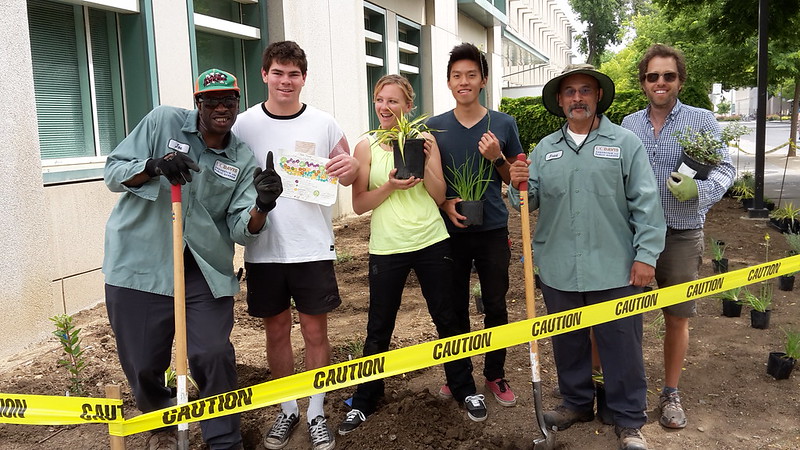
[352,239,476,414]
[449,228,510,381]
[105,251,241,449]
[539,283,647,429]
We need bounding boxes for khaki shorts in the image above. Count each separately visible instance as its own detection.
[655,228,704,318]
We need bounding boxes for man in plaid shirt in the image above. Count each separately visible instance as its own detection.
[622,44,735,430]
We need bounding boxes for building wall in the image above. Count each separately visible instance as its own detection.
[0,0,57,360]
[3,0,575,361]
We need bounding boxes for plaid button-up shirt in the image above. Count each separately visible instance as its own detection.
[622,100,735,230]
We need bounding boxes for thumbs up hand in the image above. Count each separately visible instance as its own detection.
[253,151,283,213]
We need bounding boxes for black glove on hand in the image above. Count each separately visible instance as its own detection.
[145,151,201,185]
[253,151,283,213]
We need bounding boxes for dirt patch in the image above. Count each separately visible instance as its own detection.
[1,196,799,449]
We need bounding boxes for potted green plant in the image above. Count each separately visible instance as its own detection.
[716,287,743,317]
[766,328,799,380]
[769,202,800,234]
[592,370,612,425]
[673,127,724,180]
[779,233,800,291]
[446,153,493,226]
[367,111,437,179]
[471,281,484,314]
[709,238,728,273]
[741,283,772,329]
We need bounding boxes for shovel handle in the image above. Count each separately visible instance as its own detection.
[171,185,189,441]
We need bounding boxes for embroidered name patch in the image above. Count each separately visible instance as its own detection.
[593,146,621,159]
[545,150,563,161]
[168,139,190,153]
[213,160,240,181]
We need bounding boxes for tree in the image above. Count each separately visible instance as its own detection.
[569,0,630,67]
[653,0,800,155]
[717,100,732,115]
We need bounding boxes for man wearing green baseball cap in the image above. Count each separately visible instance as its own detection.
[103,68,282,449]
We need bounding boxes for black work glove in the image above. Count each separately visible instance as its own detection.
[145,151,201,185]
[253,151,283,213]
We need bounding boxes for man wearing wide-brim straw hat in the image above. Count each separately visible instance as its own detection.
[508,64,666,450]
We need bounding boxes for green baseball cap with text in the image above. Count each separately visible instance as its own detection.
[194,68,240,95]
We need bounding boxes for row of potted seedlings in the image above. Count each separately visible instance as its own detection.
[711,236,799,379]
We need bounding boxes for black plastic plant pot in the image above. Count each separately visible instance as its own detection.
[712,258,729,273]
[392,138,426,179]
[595,382,613,425]
[456,200,484,226]
[766,352,796,380]
[674,151,713,180]
[750,309,771,329]
[721,299,742,317]
[778,274,795,291]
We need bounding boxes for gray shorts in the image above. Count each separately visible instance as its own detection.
[655,228,704,318]
[245,260,341,318]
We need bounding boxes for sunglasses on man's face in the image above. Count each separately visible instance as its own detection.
[644,72,678,83]
[199,96,240,109]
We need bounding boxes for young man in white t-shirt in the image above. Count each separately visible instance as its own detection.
[232,40,358,450]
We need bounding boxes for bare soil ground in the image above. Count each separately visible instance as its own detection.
[0,196,798,449]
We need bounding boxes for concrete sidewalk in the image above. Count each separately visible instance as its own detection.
[726,123,800,207]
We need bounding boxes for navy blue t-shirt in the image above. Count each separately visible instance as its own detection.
[428,109,523,233]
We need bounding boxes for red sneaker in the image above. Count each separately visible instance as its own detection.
[485,378,517,407]
[438,384,452,399]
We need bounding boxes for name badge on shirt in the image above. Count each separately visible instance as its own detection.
[593,146,621,159]
[168,139,190,153]
[213,160,240,181]
[545,150,563,161]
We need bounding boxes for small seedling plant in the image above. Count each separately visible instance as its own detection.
[446,154,493,201]
[709,237,725,261]
[50,314,86,396]
[674,127,724,166]
[365,111,437,163]
[717,286,743,304]
[782,328,800,360]
[742,283,773,312]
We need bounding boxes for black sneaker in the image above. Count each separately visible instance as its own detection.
[543,404,594,431]
[615,426,648,450]
[308,415,335,450]
[338,409,366,435]
[263,412,299,450]
[463,394,487,422]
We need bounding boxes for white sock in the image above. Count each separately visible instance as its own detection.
[307,393,325,423]
[281,400,299,418]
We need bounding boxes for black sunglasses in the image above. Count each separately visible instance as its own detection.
[644,72,678,83]
[198,95,240,109]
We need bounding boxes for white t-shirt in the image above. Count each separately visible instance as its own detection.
[232,103,350,263]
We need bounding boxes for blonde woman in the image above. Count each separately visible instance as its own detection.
[338,75,485,435]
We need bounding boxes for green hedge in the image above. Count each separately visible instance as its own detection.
[500,88,714,154]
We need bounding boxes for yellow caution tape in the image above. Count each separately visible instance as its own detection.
[4,254,799,436]
[0,393,121,425]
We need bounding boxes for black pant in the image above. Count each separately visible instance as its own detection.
[449,228,511,381]
[539,283,647,429]
[105,251,241,449]
[352,240,476,414]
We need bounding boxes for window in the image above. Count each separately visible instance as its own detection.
[397,16,422,115]
[28,0,125,181]
[364,2,387,130]
[192,0,265,108]
[363,4,424,128]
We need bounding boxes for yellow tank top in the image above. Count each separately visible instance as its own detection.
[367,136,449,254]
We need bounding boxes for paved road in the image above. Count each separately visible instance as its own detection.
[722,120,800,207]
